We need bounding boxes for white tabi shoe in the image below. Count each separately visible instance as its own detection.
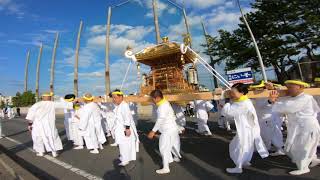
[90,149,99,154]
[118,161,129,166]
[270,150,285,157]
[310,159,320,168]
[289,168,310,175]
[52,151,58,158]
[173,157,181,162]
[36,152,44,157]
[73,145,84,150]
[226,167,243,174]
[156,168,170,174]
[110,143,118,147]
[99,144,104,150]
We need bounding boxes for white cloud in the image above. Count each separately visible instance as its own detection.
[208,11,239,25]
[87,24,154,55]
[185,0,224,9]
[0,0,25,18]
[168,7,176,14]
[60,47,96,68]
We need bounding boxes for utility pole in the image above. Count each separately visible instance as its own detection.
[24,50,30,92]
[74,20,83,97]
[105,7,112,95]
[50,32,59,94]
[35,44,43,101]
[152,0,161,44]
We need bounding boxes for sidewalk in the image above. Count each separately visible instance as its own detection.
[0,146,38,180]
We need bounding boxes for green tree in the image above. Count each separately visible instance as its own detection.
[12,91,35,107]
[204,0,320,83]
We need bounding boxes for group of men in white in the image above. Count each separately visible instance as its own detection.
[25,78,320,175]
[0,107,16,119]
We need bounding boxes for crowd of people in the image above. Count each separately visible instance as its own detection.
[22,78,320,175]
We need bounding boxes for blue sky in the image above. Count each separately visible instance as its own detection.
[0,0,263,97]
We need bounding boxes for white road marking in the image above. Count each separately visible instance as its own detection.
[4,137,103,180]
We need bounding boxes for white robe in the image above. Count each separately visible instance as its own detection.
[222,99,269,168]
[114,101,139,163]
[171,104,186,133]
[64,108,75,140]
[254,99,284,150]
[272,93,320,170]
[314,96,320,122]
[99,102,116,137]
[78,102,106,150]
[7,107,14,119]
[0,109,4,119]
[72,108,84,146]
[26,100,73,153]
[194,100,214,134]
[129,102,138,126]
[153,101,181,169]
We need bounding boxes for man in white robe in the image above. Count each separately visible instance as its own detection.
[148,90,182,174]
[129,102,138,126]
[26,92,73,157]
[71,103,85,149]
[7,107,14,119]
[63,94,76,141]
[76,93,106,154]
[217,99,232,131]
[222,83,269,174]
[254,98,285,156]
[269,80,320,175]
[171,103,186,134]
[194,100,214,136]
[112,90,139,166]
[99,101,117,146]
[0,108,4,119]
[0,108,3,138]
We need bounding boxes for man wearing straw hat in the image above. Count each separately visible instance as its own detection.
[269,80,320,175]
[112,90,139,166]
[26,92,74,157]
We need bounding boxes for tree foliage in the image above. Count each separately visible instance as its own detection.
[204,0,320,83]
[12,91,35,107]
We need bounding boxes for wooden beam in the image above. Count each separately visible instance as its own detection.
[79,88,320,104]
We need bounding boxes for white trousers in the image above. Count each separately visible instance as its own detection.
[159,131,181,170]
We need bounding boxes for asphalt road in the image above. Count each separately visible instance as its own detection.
[0,116,319,180]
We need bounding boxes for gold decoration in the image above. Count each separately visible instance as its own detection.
[183,33,192,46]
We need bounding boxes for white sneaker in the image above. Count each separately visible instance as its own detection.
[118,161,129,166]
[310,159,320,168]
[226,167,243,174]
[73,146,84,150]
[90,149,99,154]
[36,152,44,157]
[173,157,181,162]
[52,151,58,158]
[289,169,310,175]
[99,144,104,150]
[110,143,118,147]
[270,150,285,157]
[156,168,170,174]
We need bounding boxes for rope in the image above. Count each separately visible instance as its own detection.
[120,61,132,90]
